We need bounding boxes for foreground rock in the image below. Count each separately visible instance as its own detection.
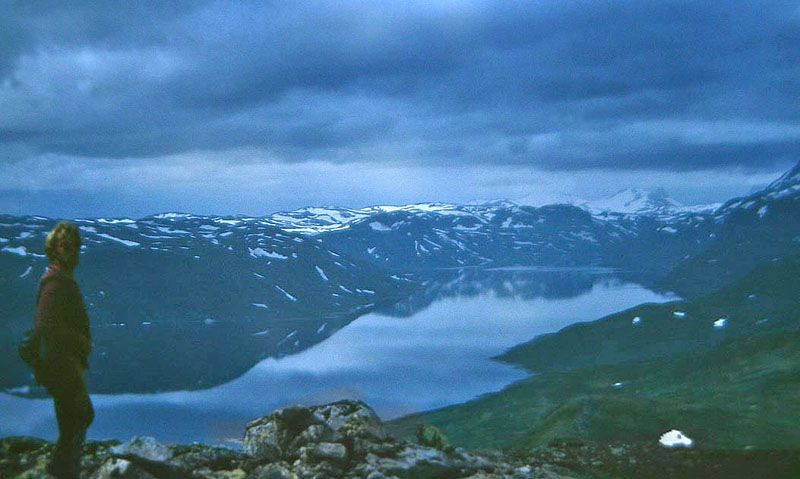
[7,400,799,479]
[1,400,580,479]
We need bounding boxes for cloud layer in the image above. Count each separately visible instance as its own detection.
[1,1,798,216]
[3,1,799,167]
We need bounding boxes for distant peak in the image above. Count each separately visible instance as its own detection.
[585,187,682,215]
[767,160,800,189]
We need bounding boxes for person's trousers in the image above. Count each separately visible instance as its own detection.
[43,358,94,479]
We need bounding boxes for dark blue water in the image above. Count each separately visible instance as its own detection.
[0,271,673,447]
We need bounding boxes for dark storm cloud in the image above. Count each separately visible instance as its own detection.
[1,0,799,169]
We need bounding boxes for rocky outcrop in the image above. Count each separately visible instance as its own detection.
[0,400,580,479]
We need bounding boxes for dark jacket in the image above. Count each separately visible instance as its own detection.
[34,266,91,369]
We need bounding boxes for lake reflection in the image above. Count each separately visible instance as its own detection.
[0,271,673,446]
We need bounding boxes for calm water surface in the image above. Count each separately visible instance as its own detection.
[0,272,673,446]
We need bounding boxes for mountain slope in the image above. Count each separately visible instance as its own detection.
[660,160,800,296]
[0,214,414,394]
[388,255,800,451]
[499,254,800,373]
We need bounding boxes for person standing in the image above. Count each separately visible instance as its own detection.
[34,221,94,479]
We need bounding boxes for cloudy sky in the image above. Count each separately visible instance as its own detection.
[1,1,798,218]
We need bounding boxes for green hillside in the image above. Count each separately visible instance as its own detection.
[388,256,800,451]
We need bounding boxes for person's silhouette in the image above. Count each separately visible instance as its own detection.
[34,222,94,479]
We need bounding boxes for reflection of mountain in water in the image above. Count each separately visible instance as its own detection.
[2,268,647,396]
[376,267,641,317]
[2,311,361,397]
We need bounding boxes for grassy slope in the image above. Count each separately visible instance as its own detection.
[389,327,800,451]
[499,255,800,374]
[388,256,800,451]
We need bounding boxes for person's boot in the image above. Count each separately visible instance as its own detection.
[46,436,80,479]
[46,448,70,478]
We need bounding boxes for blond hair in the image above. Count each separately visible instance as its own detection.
[45,221,81,263]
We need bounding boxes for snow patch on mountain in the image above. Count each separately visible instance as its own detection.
[96,233,140,247]
[249,247,288,260]
[2,246,28,256]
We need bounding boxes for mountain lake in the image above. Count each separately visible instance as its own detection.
[0,268,674,447]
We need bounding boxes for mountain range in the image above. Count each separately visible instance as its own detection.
[1,160,798,396]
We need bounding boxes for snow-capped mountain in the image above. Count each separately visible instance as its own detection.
[313,202,714,274]
[584,188,682,215]
[662,160,800,296]
[0,213,411,327]
[716,160,800,218]
[0,213,416,393]
[516,188,720,218]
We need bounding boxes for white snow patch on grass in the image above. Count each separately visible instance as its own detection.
[252,303,269,310]
[19,266,32,279]
[632,316,642,325]
[757,205,768,218]
[317,322,328,334]
[659,430,693,448]
[713,318,727,328]
[673,311,687,318]
[660,226,678,234]
[253,329,269,336]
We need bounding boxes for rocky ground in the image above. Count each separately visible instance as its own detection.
[2,400,799,479]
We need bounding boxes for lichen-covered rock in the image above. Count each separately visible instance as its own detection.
[243,417,282,462]
[314,401,386,442]
[243,405,325,462]
[290,458,345,479]
[243,400,385,464]
[299,442,348,465]
[110,436,172,463]
[248,461,292,479]
[349,437,402,460]
[287,424,335,455]
[91,458,157,479]
[415,425,454,454]
[168,443,242,471]
[192,467,247,479]
[365,445,465,479]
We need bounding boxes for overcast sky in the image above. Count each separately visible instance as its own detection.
[1,1,798,218]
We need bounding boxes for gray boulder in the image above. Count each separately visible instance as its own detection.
[299,442,348,464]
[91,458,157,479]
[365,445,464,479]
[110,436,172,463]
[243,400,385,464]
